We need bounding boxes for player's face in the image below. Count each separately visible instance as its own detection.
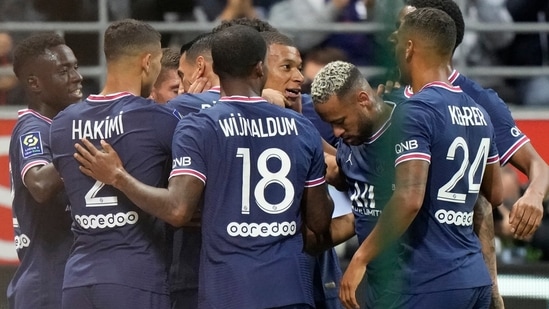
[150,69,181,103]
[390,5,415,83]
[34,44,82,111]
[264,44,304,106]
[178,52,196,93]
[314,92,374,146]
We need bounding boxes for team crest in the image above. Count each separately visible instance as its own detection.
[20,132,43,158]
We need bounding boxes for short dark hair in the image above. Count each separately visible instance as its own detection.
[184,32,214,63]
[401,8,456,56]
[12,32,65,78]
[180,32,210,55]
[260,31,296,48]
[406,0,464,50]
[211,25,266,79]
[161,48,180,70]
[103,19,161,61]
[212,17,278,33]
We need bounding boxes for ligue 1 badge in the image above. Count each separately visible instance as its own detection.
[20,132,44,158]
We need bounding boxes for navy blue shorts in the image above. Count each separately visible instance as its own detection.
[62,284,170,309]
[376,285,491,309]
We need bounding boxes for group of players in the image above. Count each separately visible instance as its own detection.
[7,0,549,309]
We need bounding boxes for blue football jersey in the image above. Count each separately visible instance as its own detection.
[50,92,180,295]
[404,70,529,165]
[336,101,399,306]
[7,109,73,309]
[171,96,326,309]
[166,88,221,295]
[166,86,221,115]
[394,82,499,293]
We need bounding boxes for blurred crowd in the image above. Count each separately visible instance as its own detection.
[1,0,548,106]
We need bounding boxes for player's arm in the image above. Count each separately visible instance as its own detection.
[304,212,356,254]
[301,183,334,254]
[339,160,427,309]
[507,142,549,238]
[324,153,348,191]
[24,163,64,203]
[480,161,503,208]
[74,138,202,227]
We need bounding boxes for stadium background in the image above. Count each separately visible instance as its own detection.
[1,0,549,307]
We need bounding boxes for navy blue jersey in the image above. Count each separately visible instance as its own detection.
[50,92,180,294]
[394,82,499,293]
[404,70,529,165]
[336,102,399,305]
[171,96,326,309]
[7,109,73,309]
[166,86,221,115]
[166,89,221,295]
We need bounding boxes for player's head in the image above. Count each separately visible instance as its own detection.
[178,32,214,93]
[395,8,456,85]
[401,0,464,52]
[311,61,380,145]
[212,17,278,33]
[13,32,82,112]
[211,25,267,91]
[261,31,304,110]
[103,19,162,98]
[150,47,181,103]
[302,47,348,94]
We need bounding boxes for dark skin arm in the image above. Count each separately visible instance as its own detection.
[507,142,549,239]
[301,183,335,255]
[24,163,64,203]
[304,212,356,254]
[74,138,203,227]
[339,160,427,309]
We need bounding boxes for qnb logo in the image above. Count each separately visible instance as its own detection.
[75,211,139,229]
[14,234,30,250]
[227,221,297,237]
[435,209,473,226]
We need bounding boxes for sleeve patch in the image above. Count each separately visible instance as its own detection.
[19,132,44,158]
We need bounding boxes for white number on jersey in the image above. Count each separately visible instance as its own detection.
[437,137,490,203]
[236,147,294,214]
[350,182,375,209]
[85,180,118,207]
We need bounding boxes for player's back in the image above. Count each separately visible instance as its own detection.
[51,92,180,295]
[8,109,73,308]
[166,86,221,115]
[394,82,498,293]
[172,96,325,308]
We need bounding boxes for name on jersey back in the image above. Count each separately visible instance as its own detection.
[219,113,298,138]
[447,105,487,127]
[72,111,124,140]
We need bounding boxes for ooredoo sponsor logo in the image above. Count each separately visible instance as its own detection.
[75,211,139,229]
[227,221,297,237]
[435,209,473,226]
[14,234,30,250]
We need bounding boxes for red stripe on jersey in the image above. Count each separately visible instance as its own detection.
[395,152,431,166]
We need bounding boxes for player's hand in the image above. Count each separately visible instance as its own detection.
[339,257,365,309]
[187,77,211,94]
[376,80,401,97]
[508,193,543,239]
[261,88,287,108]
[74,138,124,186]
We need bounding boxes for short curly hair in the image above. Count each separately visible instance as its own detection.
[406,0,464,49]
[311,61,363,105]
[13,32,65,78]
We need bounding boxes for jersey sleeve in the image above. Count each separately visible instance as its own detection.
[170,114,208,184]
[476,90,529,165]
[305,130,327,188]
[15,121,52,185]
[392,101,434,166]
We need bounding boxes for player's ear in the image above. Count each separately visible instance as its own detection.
[196,56,206,77]
[142,53,152,73]
[405,40,414,62]
[26,75,40,93]
[254,61,265,79]
[357,90,371,107]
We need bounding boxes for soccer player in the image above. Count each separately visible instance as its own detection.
[150,47,181,103]
[7,32,81,309]
[331,8,502,308]
[311,60,399,309]
[396,1,549,306]
[73,24,334,309]
[50,19,179,309]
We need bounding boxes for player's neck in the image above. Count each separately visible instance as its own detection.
[28,100,61,120]
[101,74,141,97]
[411,65,451,93]
[219,78,261,98]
